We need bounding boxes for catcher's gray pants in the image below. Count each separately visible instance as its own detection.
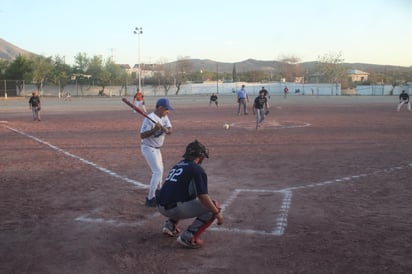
[158,198,213,236]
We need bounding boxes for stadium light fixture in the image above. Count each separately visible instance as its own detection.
[133,27,143,91]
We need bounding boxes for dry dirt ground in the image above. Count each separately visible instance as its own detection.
[1,94,412,274]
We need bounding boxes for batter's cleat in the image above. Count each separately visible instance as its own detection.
[145,197,157,207]
[177,236,201,249]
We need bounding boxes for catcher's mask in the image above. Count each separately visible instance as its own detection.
[182,140,209,161]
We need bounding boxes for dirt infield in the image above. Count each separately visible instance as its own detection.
[1,95,412,273]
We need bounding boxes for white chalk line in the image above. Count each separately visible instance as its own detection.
[5,125,147,189]
[230,120,311,130]
[75,212,161,227]
[212,162,412,236]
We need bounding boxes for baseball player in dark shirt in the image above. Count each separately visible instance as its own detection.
[157,140,223,249]
[209,93,218,107]
[260,86,270,107]
[397,90,411,112]
[28,91,41,121]
[253,89,269,130]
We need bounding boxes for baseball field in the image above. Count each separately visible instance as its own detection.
[1,94,411,273]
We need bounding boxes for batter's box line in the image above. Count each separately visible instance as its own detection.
[212,189,292,236]
[75,212,162,227]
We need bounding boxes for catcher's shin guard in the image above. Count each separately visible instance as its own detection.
[192,200,221,245]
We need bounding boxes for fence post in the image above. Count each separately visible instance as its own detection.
[4,80,7,99]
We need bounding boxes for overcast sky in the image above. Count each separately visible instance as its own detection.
[1,0,411,66]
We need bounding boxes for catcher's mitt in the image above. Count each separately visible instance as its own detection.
[265,110,270,115]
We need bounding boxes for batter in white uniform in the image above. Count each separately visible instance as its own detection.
[140,98,174,207]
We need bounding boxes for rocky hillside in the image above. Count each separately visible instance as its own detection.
[0,38,34,60]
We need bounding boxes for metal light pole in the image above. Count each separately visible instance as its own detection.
[133,27,143,91]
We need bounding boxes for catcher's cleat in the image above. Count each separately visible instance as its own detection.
[192,237,203,246]
[162,226,181,237]
[163,227,180,237]
[177,236,202,249]
[162,219,181,237]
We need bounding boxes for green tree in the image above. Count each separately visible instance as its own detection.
[72,53,92,96]
[0,59,9,79]
[5,55,32,81]
[104,58,129,96]
[31,55,54,93]
[73,52,90,73]
[50,55,72,97]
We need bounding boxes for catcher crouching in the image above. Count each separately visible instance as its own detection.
[157,140,223,249]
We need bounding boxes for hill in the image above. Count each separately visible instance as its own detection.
[169,58,411,75]
[1,38,410,74]
[0,38,34,60]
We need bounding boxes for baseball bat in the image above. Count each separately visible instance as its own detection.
[121,97,157,124]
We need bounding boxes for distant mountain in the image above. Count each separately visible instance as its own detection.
[167,58,282,74]
[170,58,411,74]
[1,38,410,73]
[0,38,35,60]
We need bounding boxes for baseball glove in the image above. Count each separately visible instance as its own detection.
[36,106,41,111]
[265,110,270,115]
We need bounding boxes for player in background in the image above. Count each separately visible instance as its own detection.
[397,90,411,112]
[140,98,173,207]
[209,93,218,107]
[157,140,223,249]
[260,86,270,107]
[253,89,269,130]
[133,88,147,113]
[237,84,249,115]
[65,91,72,101]
[28,91,41,121]
[283,85,289,99]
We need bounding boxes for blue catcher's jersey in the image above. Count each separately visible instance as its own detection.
[157,159,208,205]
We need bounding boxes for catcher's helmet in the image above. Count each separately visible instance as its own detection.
[182,140,209,160]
